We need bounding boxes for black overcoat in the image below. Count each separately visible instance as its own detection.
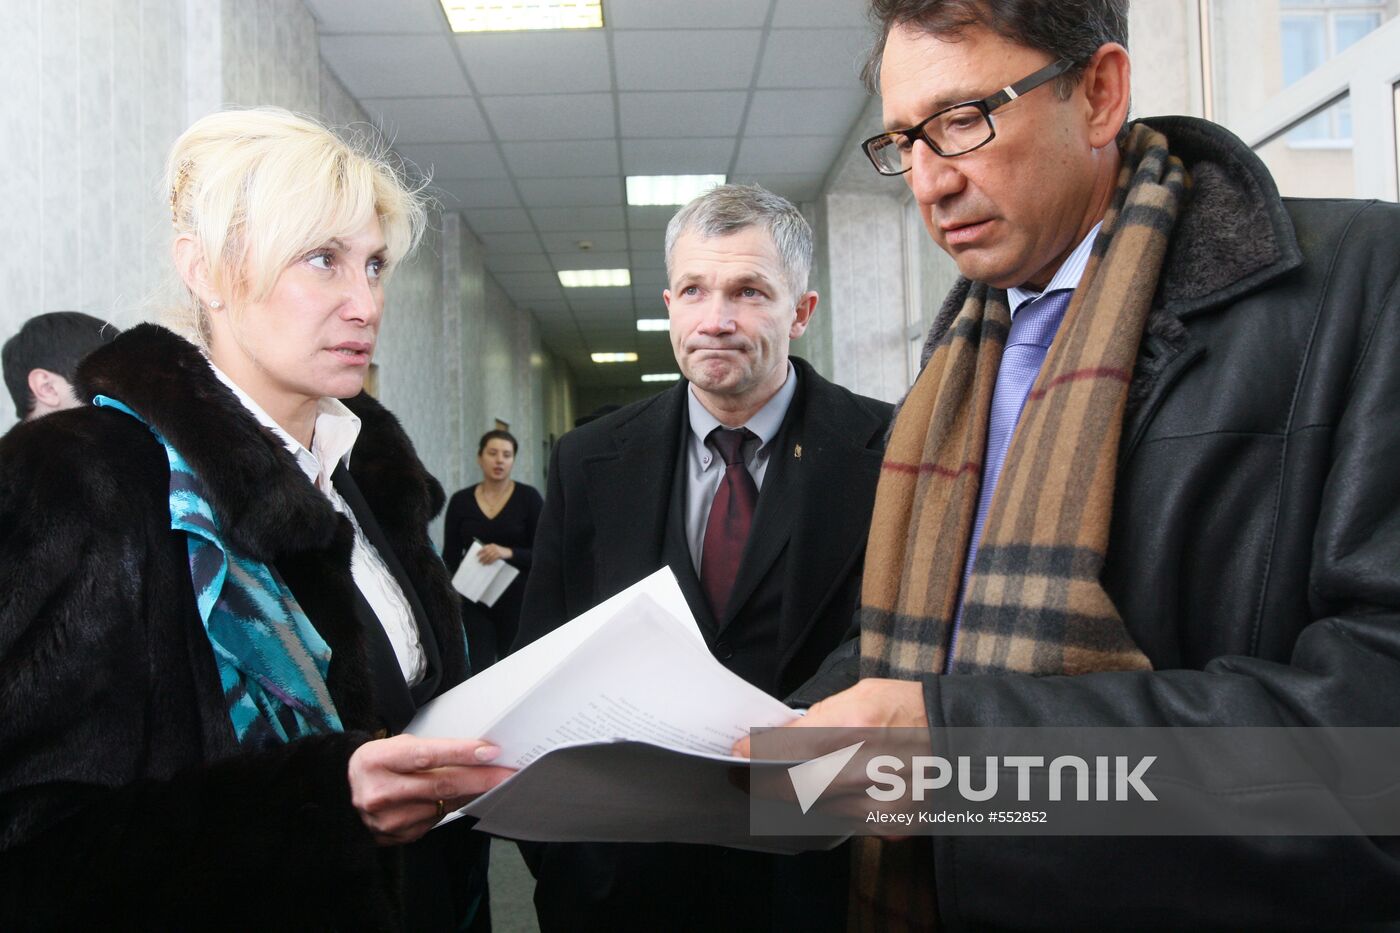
[516,356,892,932]
[800,116,1400,930]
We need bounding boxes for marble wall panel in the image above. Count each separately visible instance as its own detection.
[823,191,909,404]
[141,0,188,314]
[78,0,117,314]
[184,0,221,120]
[436,213,467,499]
[514,312,543,479]
[219,0,249,105]
[480,278,522,442]
[374,213,453,542]
[795,199,834,377]
[2,0,44,350]
[39,0,83,314]
[222,0,317,111]
[111,1,147,317]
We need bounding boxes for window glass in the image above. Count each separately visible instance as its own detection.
[1257,97,1358,196]
[1209,1,1391,132]
[1336,12,1383,51]
[1280,13,1326,86]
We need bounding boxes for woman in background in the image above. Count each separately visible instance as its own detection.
[0,107,509,929]
[444,430,544,668]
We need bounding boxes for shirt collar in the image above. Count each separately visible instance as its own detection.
[687,360,798,450]
[205,358,361,490]
[1007,221,1102,316]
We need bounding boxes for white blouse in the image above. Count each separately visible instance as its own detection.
[207,362,426,687]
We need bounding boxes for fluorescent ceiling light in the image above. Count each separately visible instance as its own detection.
[559,269,631,288]
[440,1,603,33]
[635,319,669,331]
[626,175,726,207]
[591,352,638,364]
[641,373,682,383]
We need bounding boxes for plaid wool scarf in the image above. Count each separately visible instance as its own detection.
[852,124,1188,930]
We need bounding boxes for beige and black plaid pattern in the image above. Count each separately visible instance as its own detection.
[852,125,1189,931]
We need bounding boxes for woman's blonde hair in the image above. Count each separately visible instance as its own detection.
[163,107,427,345]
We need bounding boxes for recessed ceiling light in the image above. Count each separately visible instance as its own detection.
[635,319,669,331]
[626,175,727,207]
[439,0,603,33]
[591,352,639,363]
[559,269,631,288]
[641,373,682,382]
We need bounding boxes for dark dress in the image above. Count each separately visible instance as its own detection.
[443,481,544,669]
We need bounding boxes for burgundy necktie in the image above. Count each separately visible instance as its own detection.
[700,427,758,618]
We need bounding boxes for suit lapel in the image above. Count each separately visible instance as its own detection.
[774,366,885,669]
[332,464,444,709]
[582,386,686,606]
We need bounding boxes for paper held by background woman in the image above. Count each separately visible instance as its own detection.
[451,539,519,606]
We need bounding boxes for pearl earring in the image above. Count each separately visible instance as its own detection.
[209,299,223,309]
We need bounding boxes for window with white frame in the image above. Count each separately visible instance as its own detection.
[1281,0,1390,143]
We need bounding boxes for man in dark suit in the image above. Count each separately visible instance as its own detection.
[516,184,893,932]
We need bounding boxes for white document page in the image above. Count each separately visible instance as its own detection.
[477,560,518,608]
[478,593,794,769]
[443,593,805,843]
[410,567,701,742]
[449,541,496,602]
[410,570,810,845]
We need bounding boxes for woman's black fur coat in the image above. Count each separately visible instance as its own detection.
[0,324,468,929]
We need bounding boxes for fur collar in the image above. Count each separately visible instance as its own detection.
[75,324,443,562]
[1140,115,1304,316]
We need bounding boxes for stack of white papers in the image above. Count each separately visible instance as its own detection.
[450,541,519,607]
[408,568,842,853]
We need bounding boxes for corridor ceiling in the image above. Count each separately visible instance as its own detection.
[306,0,874,387]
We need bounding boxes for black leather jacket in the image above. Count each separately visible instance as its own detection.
[816,117,1400,931]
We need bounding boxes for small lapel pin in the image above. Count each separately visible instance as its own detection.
[793,443,802,459]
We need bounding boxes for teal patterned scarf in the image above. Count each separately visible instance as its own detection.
[94,394,343,746]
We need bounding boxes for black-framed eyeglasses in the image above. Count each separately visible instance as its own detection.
[861,58,1075,175]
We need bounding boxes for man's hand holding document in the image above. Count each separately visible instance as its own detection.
[408,568,843,853]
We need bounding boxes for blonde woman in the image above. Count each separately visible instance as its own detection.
[0,108,509,928]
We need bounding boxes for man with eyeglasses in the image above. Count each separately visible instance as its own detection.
[741,0,1400,929]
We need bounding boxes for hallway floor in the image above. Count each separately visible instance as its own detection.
[488,838,541,933]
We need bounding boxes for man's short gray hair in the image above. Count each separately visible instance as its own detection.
[664,184,814,297]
